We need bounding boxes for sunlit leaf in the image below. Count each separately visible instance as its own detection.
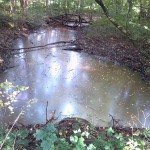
[0,100,4,107]
[107,127,114,137]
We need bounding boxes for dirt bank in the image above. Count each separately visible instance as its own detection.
[76,27,150,83]
[0,28,29,72]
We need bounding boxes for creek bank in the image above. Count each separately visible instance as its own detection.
[3,117,150,149]
[76,27,150,83]
[0,27,30,72]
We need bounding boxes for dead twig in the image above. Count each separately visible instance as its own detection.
[109,114,122,128]
[46,101,48,122]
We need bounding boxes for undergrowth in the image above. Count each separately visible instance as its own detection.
[0,81,150,150]
[0,123,150,150]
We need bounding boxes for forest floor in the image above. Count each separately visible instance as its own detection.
[76,25,150,83]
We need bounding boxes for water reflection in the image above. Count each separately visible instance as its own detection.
[0,28,150,127]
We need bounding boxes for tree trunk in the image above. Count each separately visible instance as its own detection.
[95,0,128,36]
[10,0,16,13]
[20,0,28,19]
[147,2,150,19]
[127,0,133,14]
[139,0,146,20]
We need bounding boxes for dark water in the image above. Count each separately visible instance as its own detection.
[0,27,150,127]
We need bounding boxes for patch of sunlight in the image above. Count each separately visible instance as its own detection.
[49,62,61,78]
[0,57,3,63]
[133,6,140,13]
[63,103,74,115]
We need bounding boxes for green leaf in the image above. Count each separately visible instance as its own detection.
[0,100,4,107]
[98,134,106,140]
[114,133,122,139]
[16,130,29,138]
[70,135,78,144]
[17,139,29,147]
[107,127,114,137]
[87,144,96,150]
[41,140,52,150]
[46,124,56,132]
[104,143,114,150]
[78,137,86,147]
[46,133,58,142]
[8,106,14,113]
[34,130,45,140]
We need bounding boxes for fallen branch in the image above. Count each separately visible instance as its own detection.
[10,40,75,51]
[13,45,65,55]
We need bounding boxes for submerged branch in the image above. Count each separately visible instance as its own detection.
[11,40,75,51]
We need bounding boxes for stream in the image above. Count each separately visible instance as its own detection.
[0,27,150,127]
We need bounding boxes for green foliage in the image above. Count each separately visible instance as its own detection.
[34,124,97,150]
[85,18,119,38]
[128,22,150,40]
[34,124,71,150]
[34,124,149,150]
[94,128,126,150]
[94,127,148,150]
[0,117,149,149]
[0,128,29,149]
[0,13,12,27]
[0,80,29,114]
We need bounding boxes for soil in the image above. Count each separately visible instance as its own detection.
[76,27,150,83]
[0,27,29,72]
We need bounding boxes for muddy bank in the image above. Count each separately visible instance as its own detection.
[76,27,150,83]
[0,28,29,72]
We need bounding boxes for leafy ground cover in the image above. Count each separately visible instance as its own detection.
[0,117,150,150]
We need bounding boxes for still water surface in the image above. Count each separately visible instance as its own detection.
[0,27,150,127]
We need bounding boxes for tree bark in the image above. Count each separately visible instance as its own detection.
[95,0,128,36]
[10,0,16,13]
[139,0,146,20]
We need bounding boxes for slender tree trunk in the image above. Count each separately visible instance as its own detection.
[147,2,150,19]
[139,0,146,20]
[95,0,128,36]
[45,0,48,7]
[20,0,28,19]
[126,0,133,29]
[10,0,16,13]
[127,0,133,14]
